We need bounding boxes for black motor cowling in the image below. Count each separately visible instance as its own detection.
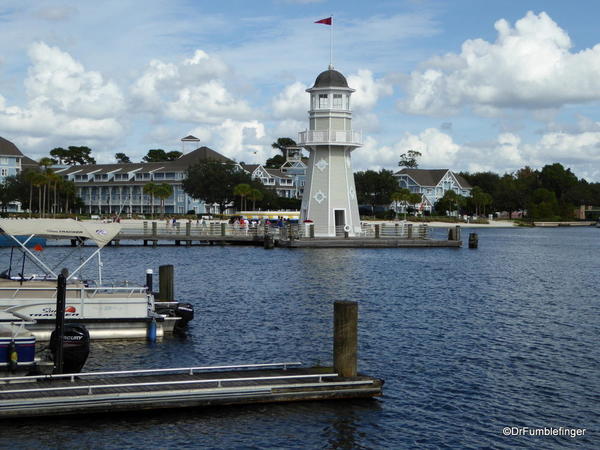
[175,303,194,326]
[50,324,90,374]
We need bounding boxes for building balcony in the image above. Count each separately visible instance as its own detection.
[298,129,362,147]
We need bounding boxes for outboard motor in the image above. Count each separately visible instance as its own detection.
[175,303,194,327]
[50,324,90,374]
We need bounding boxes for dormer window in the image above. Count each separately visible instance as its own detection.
[319,94,329,108]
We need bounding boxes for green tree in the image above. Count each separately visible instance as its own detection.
[153,183,174,216]
[398,150,422,169]
[115,153,131,163]
[354,169,398,215]
[390,189,412,220]
[233,183,252,211]
[528,188,560,220]
[271,137,297,155]
[143,182,157,217]
[183,160,253,213]
[50,146,96,165]
[539,163,578,200]
[143,149,182,162]
[265,154,286,168]
[248,188,264,211]
[435,190,465,216]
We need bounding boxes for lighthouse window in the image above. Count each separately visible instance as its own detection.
[319,94,329,108]
[333,94,342,108]
[312,95,317,109]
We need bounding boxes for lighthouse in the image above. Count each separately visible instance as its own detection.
[298,66,362,236]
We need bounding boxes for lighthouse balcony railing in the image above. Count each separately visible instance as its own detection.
[298,129,362,146]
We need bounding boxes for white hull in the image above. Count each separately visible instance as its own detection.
[0,280,179,341]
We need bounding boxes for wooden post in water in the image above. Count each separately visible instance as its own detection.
[152,222,157,237]
[407,224,413,239]
[221,223,226,237]
[333,301,358,377]
[185,222,191,236]
[309,224,315,239]
[468,232,478,249]
[375,224,380,239]
[143,221,148,234]
[158,264,174,301]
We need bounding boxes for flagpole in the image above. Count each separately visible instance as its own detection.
[330,14,334,68]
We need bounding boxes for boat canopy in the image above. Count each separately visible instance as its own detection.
[0,219,120,249]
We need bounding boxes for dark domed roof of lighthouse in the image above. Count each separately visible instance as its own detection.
[313,68,349,88]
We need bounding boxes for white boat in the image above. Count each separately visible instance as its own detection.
[0,219,184,341]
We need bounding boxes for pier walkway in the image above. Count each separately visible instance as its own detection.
[0,362,383,419]
[106,221,461,248]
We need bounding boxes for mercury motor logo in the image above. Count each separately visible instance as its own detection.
[96,229,107,235]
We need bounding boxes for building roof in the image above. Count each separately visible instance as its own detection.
[241,164,260,174]
[181,135,200,141]
[57,146,234,176]
[313,68,349,88]
[396,168,472,189]
[0,136,24,157]
[21,156,39,169]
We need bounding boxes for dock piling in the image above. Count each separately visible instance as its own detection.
[333,301,358,377]
[468,232,478,249]
[152,222,157,237]
[158,265,174,301]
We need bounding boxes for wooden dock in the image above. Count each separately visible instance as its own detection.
[0,363,382,418]
[279,238,461,248]
[104,223,463,248]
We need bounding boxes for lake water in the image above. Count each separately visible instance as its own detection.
[0,227,598,449]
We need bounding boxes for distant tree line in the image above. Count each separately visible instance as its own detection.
[353,163,600,221]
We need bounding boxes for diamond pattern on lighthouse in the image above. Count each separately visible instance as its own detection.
[315,158,328,172]
[313,190,326,204]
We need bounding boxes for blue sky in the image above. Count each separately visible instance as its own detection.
[1,0,600,180]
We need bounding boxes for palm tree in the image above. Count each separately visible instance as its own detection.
[233,183,252,211]
[30,172,46,217]
[143,183,157,218]
[248,188,263,211]
[153,183,173,216]
[391,189,412,220]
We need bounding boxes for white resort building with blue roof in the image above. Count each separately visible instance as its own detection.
[395,168,472,212]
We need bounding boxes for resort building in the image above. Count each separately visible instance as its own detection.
[0,136,26,183]
[56,146,233,216]
[395,168,472,212]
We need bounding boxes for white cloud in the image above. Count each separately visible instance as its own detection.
[400,11,600,116]
[0,42,124,143]
[190,119,267,163]
[132,49,252,124]
[272,82,307,121]
[166,81,253,123]
[347,69,393,111]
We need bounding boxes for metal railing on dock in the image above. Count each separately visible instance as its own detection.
[0,361,303,384]
[116,221,431,241]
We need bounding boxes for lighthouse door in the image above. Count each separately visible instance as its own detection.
[334,209,346,236]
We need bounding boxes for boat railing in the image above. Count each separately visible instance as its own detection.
[0,285,148,298]
[0,361,304,384]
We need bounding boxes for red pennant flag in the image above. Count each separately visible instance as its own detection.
[315,17,332,25]
[33,244,44,252]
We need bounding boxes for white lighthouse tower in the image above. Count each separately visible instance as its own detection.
[298,66,362,236]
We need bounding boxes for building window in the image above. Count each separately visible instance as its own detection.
[319,94,329,108]
[0,168,7,176]
[333,94,342,109]
[0,157,8,165]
